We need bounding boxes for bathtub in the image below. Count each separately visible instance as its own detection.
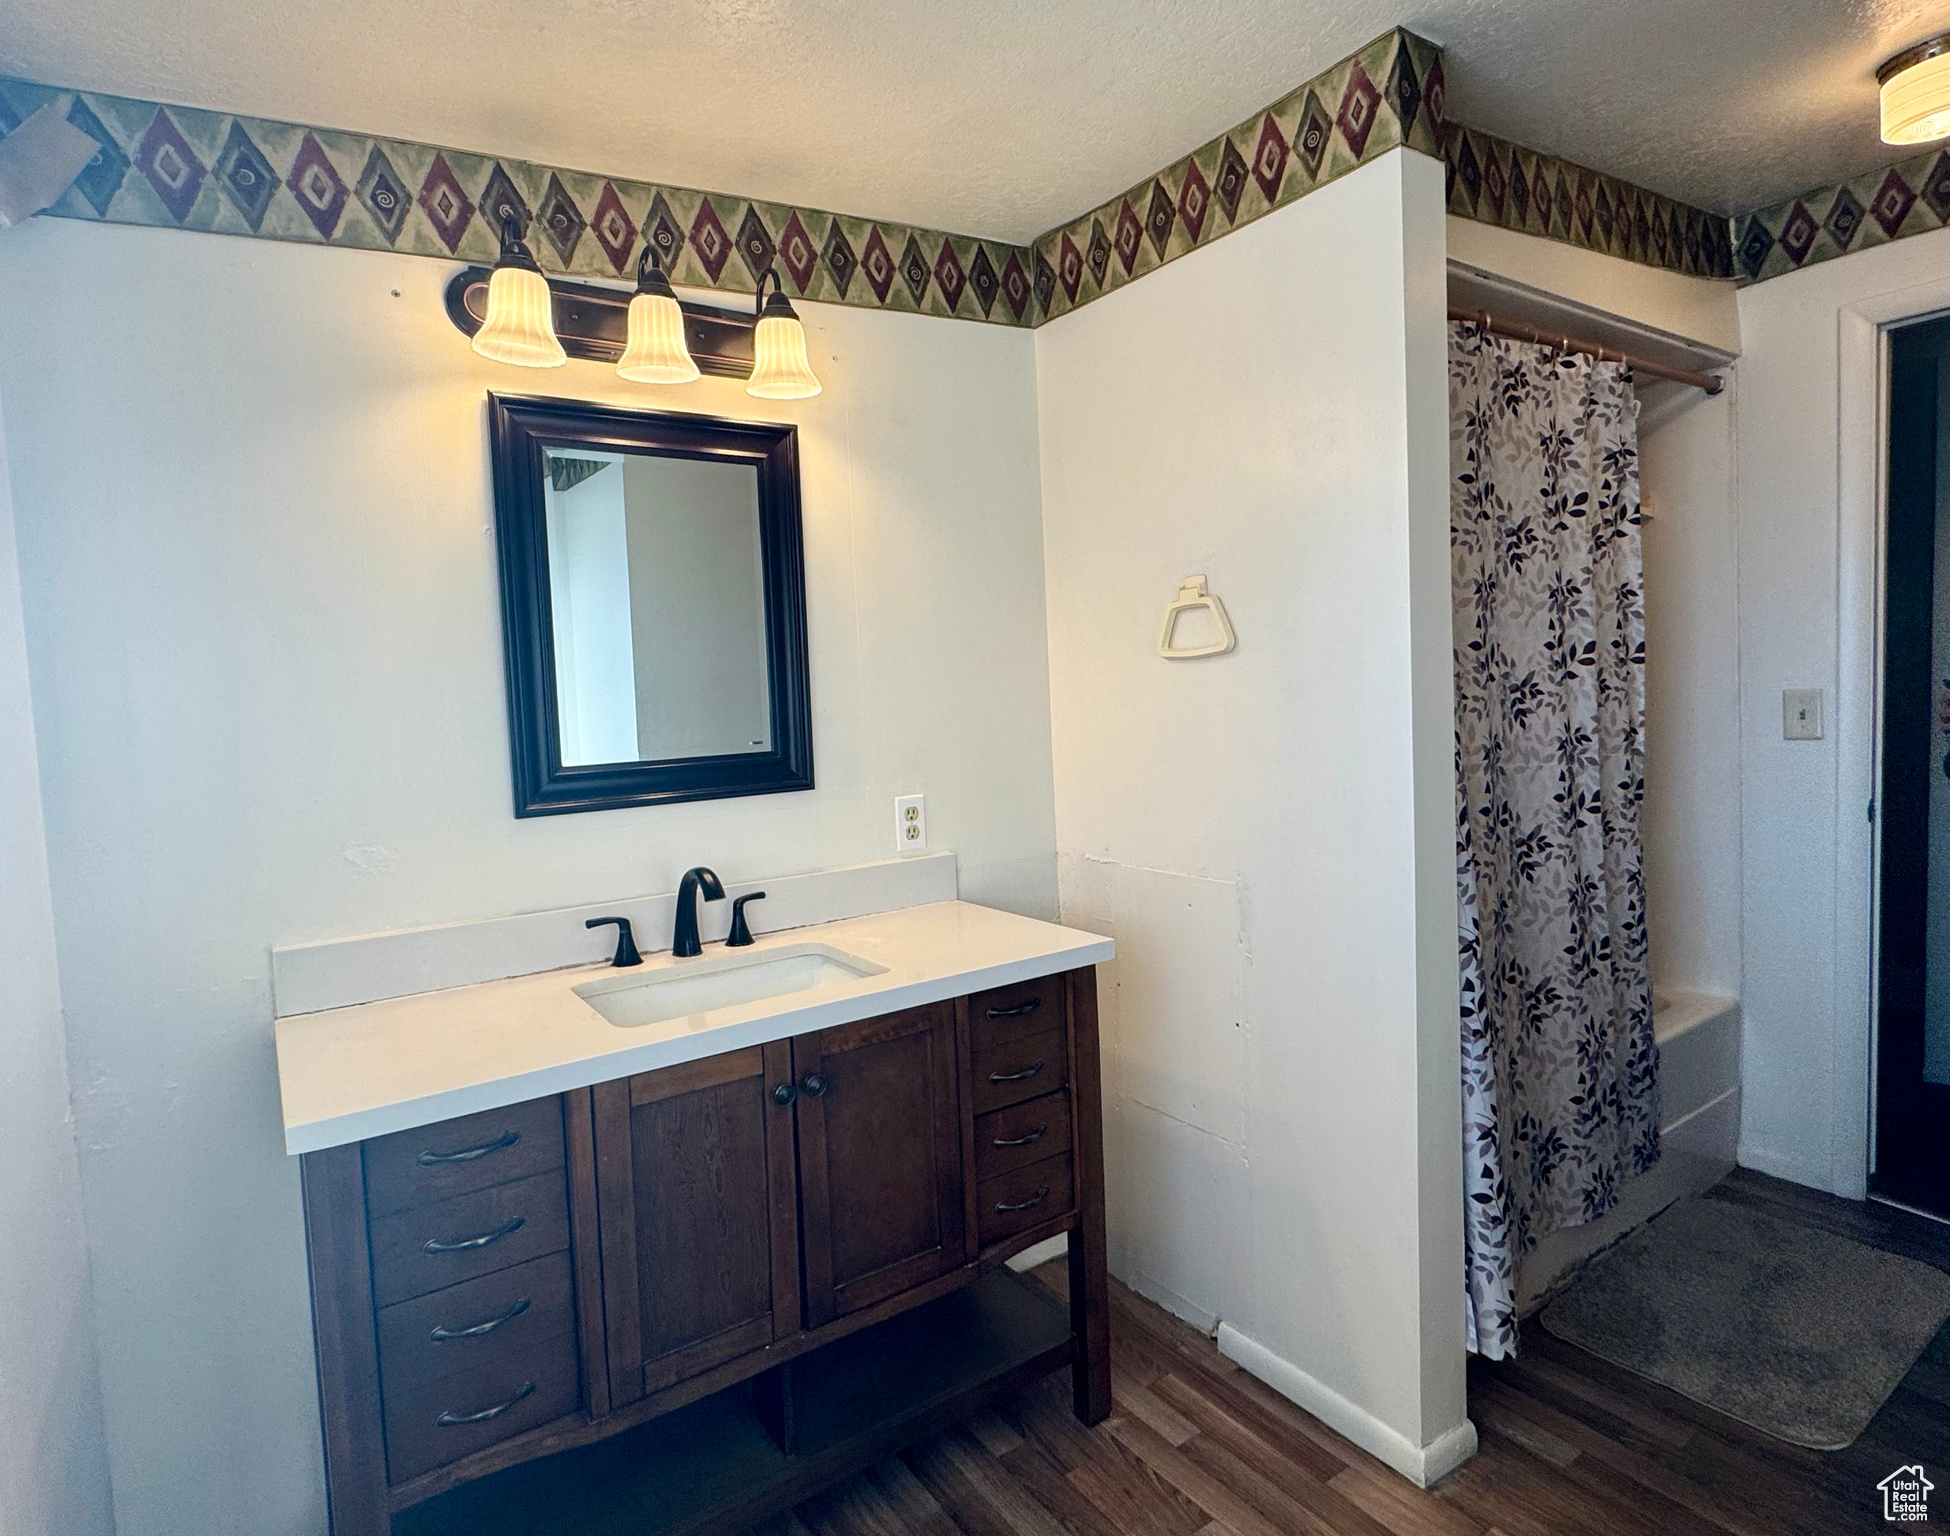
[1513,988,1741,1314]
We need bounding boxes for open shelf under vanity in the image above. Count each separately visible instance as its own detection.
[395,1267,1073,1536]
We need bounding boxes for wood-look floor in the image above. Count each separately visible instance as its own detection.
[752,1170,1950,1536]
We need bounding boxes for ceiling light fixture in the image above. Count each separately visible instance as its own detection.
[1880,35,1950,145]
[615,246,700,384]
[471,210,567,368]
[746,271,823,400]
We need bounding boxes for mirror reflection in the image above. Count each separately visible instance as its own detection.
[542,448,773,766]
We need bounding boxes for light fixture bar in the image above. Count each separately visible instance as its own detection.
[444,267,757,378]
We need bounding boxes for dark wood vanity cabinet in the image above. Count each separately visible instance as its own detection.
[301,965,1107,1536]
[592,1042,802,1404]
[793,1003,967,1326]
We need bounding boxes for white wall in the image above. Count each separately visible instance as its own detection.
[546,457,638,765]
[620,454,772,758]
[1733,224,1950,1195]
[0,388,115,1534]
[1447,217,1742,354]
[1639,381,1744,997]
[0,216,1058,1534]
[1037,149,1470,1483]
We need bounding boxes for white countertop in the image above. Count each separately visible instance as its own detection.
[274,900,1113,1155]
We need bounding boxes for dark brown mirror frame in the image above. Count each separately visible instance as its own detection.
[488,393,814,816]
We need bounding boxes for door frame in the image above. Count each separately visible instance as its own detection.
[1842,278,1950,1201]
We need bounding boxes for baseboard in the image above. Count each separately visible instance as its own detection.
[1735,1143,1839,1195]
[1122,1269,1221,1335]
[1214,1324,1477,1488]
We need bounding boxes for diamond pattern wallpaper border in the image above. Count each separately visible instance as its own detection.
[1030,29,1446,323]
[1732,148,1950,284]
[0,78,1041,327]
[1443,125,1734,281]
[5,33,1780,327]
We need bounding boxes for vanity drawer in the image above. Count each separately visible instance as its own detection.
[363,1096,565,1219]
[376,1252,577,1399]
[968,978,1060,1047]
[369,1169,570,1307]
[382,1332,581,1483]
[974,1091,1072,1183]
[971,1026,1068,1116]
[977,1150,1074,1246]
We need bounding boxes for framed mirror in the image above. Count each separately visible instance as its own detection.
[488,394,813,815]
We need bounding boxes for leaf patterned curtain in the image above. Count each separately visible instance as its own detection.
[1449,323,1659,1360]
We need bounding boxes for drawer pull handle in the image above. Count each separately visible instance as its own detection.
[429,1297,531,1342]
[985,996,1042,1019]
[992,1124,1048,1148]
[423,1215,525,1254]
[436,1381,535,1428]
[988,1060,1045,1084]
[417,1129,520,1166]
[995,1187,1051,1214]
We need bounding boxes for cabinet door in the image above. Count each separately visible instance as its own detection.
[793,1003,966,1327]
[591,1043,800,1405]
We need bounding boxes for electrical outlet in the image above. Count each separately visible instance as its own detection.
[1783,688,1824,741]
[894,794,926,853]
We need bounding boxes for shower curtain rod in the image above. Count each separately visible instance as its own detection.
[1449,306,1725,396]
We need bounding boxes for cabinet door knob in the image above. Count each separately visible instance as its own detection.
[800,1073,829,1098]
[773,1082,797,1106]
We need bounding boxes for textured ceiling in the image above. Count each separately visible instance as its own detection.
[6,0,1950,243]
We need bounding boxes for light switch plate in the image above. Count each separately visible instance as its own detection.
[1783,688,1824,741]
[894,794,926,853]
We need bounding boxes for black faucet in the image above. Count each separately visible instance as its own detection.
[585,915,642,967]
[727,892,767,947]
[672,867,726,957]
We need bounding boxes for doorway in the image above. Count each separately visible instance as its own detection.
[1875,315,1950,1219]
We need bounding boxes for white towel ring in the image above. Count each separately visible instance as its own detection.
[1157,576,1237,659]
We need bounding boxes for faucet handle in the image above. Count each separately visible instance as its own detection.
[727,892,767,948]
[585,916,642,968]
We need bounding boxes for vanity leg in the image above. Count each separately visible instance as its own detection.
[300,1146,393,1536]
[1066,968,1112,1426]
[752,1361,798,1455]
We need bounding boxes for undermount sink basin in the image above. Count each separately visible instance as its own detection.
[573,943,887,1028]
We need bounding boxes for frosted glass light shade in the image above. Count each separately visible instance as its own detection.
[1882,40,1950,144]
[472,265,566,368]
[747,311,821,399]
[617,290,700,383]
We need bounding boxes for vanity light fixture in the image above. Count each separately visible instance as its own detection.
[615,247,701,384]
[1880,34,1950,145]
[471,210,567,368]
[746,271,823,399]
[446,259,816,393]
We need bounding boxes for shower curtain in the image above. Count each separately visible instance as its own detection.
[1449,323,1659,1359]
